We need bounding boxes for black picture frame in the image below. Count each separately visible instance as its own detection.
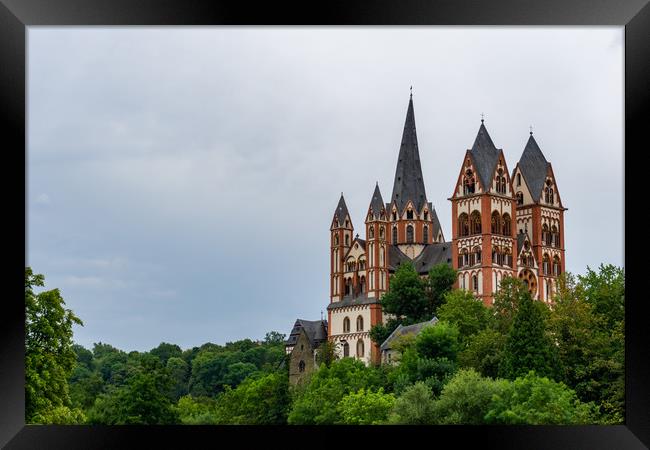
[1,0,648,448]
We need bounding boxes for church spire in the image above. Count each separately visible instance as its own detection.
[391,93,427,214]
[333,193,350,228]
[368,182,385,219]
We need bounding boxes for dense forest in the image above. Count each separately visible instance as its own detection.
[25,262,624,425]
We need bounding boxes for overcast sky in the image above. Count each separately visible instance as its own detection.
[27,27,623,352]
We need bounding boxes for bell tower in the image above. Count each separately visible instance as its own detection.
[330,194,353,302]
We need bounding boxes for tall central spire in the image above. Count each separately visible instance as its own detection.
[391,93,427,214]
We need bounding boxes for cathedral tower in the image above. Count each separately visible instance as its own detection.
[511,131,567,302]
[449,119,517,305]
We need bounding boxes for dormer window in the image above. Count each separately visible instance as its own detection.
[407,209,414,220]
[544,180,554,204]
[495,169,507,194]
[424,211,429,220]
[517,173,521,186]
[392,211,397,221]
[516,192,524,206]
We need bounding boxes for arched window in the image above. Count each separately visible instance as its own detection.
[458,213,469,237]
[495,169,506,194]
[542,224,550,246]
[345,234,349,246]
[298,360,305,372]
[379,226,385,239]
[551,225,559,247]
[492,246,501,266]
[463,169,476,195]
[424,211,429,220]
[516,192,524,205]
[392,211,397,221]
[406,225,414,243]
[528,255,534,267]
[472,275,479,292]
[474,246,482,265]
[491,211,500,234]
[369,226,374,239]
[503,248,512,267]
[502,214,511,236]
[407,209,414,220]
[356,315,364,331]
[553,256,561,276]
[380,247,385,266]
[334,235,339,245]
[462,248,469,267]
[356,339,365,358]
[392,226,398,243]
[344,279,351,296]
[343,317,350,333]
[543,254,550,275]
[423,225,429,243]
[545,180,554,204]
[359,276,366,293]
[516,173,521,186]
[470,211,481,235]
[342,341,349,357]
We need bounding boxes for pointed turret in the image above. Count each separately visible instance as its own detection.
[390,94,428,214]
[518,133,549,201]
[332,193,351,229]
[368,183,385,219]
[469,120,501,190]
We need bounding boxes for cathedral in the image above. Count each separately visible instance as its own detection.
[325,93,566,366]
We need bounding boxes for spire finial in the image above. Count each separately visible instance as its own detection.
[321,310,323,321]
[529,125,533,135]
[410,86,413,99]
[481,112,484,123]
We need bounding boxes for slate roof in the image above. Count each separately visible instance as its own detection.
[333,194,350,227]
[430,207,443,240]
[380,317,438,351]
[469,122,501,191]
[368,183,385,219]
[388,243,452,274]
[390,95,428,214]
[327,293,381,311]
[518,134,549,202]
[285,319,328,347]
[412,242,453,273]
[517,231,528,253]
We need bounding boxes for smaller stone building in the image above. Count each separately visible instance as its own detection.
[285,319,328,385]
[380,317,438,364]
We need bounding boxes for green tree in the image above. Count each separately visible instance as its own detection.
[315,339,338,368]
[458,328,506,379]
[25,267,85,424]
[425,263,457,317]
[389,381,436,424]
[263,331,286,346]
[432,369,507,424]
[492,276,530,333]
[437,289,492,345]
[167,357,189,400]
[579,264,624,329]
[287,358,384,424]
[485,371,598,424]
[87,357,179,424]
[500,288,557,380]
[149,342,182,365]
[176,395,219,425]
[415,321,459,360]
[379,262,428,322]
[338,387,396,425]
[213,372,291,424]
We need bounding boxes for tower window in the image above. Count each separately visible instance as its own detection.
[470,211,481,235]
[424,211,429,220]
[463,169,475,195]
[392,226,398,243]
[380,226,385,239]
[392,211,397,221]
[299,360,305,372]
[502,214,511,236]
[343,317,350,333]
[407,225,414,243]
[345,235,350,246]
[458,213,469,237]
[423,225,429,242]
[407,210,414,220]
[516,192,524,206]
[369,227,375,239]
[517,173,521,186]
[491,211,500,234]
[472,275,479,292]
